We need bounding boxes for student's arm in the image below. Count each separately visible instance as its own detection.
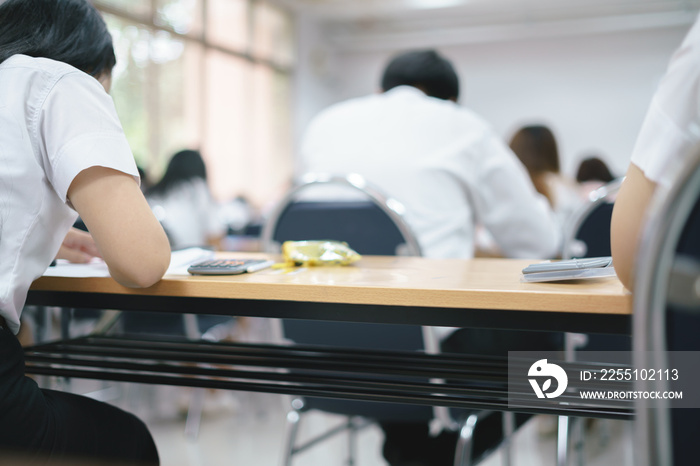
[610,163,657,291]
[68,166,171,288]
[56,227,100,263]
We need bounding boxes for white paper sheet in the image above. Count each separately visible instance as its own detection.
[42,247,215,278]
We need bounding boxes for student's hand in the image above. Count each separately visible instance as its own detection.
[56,227,101,263]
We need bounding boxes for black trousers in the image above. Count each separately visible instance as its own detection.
[0,322,159,465]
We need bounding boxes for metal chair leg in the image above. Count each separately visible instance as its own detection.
[184,388,205,441]
[454,412,488,466]
[347,416,359,466]
[282,408,302,466]
[571,417,585,466]
[557,415,569,466]
[502,412,515,466]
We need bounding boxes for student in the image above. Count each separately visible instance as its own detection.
[611,13,700,291]
[575,155,617,199]
[301,50,560,260]
[0,0,170,463]
[509,124,584,230]
[575,156,615,185]
[146,149,226,250]
[300,49,561,466]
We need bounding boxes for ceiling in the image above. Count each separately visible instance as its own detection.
[271,0,700,49]
[274,0,699,21]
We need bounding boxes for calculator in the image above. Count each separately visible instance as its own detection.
[187,259,275,275]
[521,256,612,275]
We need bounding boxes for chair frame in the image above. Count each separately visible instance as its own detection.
[561,177,623,260]
[633,148,700,466]
[260,173,422,256]
[262,173,529,466]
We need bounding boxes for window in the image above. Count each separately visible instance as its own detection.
[95,0,294,208]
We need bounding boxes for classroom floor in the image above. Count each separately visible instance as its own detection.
[67,380,634,466]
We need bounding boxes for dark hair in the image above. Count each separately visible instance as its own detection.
[508,125,560,205]
[509,125,560,174]
[576,157,615,183]
[147,150,208,197]
[0,0,115,77]
[381,50,460,101]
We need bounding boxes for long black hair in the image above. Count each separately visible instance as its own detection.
[147,150,208,197]
[0,0,115,77]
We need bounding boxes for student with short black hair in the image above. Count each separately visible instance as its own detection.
[380,49,460,101]
[301,49,559,261]
[0,0,170,463]
[300,48,561,466]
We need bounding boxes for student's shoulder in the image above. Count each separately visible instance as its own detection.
[4,54,81,78]
[316,94,379,118]
[439,102,494,135]
[3,55,97,95]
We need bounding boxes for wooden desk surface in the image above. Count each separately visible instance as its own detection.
[31,254,631,315]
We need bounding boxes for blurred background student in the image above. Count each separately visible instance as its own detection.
[299,49,562,466]
[147,149,226,251]
[509,124,584,230]
[576,155,618,197]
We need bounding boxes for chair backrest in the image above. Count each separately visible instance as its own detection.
[633,147,700,466]
[561,178,623,259]
[260,173,432,421]
[260,173,422,257]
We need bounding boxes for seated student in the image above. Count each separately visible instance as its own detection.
[509,124,584,231]
[301,50,560,261]
[612,14,700,465]
[611,13,700,291]
[146,149,226,250]
[576,155,617,198]
[0,0,171,463]
[300,49,561,466]
[576,156,615,185]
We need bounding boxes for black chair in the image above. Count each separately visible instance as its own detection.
[561,179,630,355]
[561,178,623,260]
[633,148,700,466]
[261,173,563,466]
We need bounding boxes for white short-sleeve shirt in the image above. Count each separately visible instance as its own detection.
[631,13,700,188]
[0,55,138,334]
[300,86,560,260]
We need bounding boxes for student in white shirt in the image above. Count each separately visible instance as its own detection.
[508,124,585,233]
[300,49,562,466]
[0,0,170,463]
[611,14,700,463]
[300,50,560,261]
[612,13,700,291]
[146,149,226,250]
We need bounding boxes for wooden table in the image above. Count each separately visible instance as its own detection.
[24,255,633,419]
[28,254,631,333]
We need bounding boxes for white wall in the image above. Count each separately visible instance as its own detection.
[293,17,696,178]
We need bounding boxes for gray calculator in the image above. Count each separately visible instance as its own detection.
[187,259,274,275]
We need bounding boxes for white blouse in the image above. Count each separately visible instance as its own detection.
[0,55,138,334]
[631,13,700,189]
